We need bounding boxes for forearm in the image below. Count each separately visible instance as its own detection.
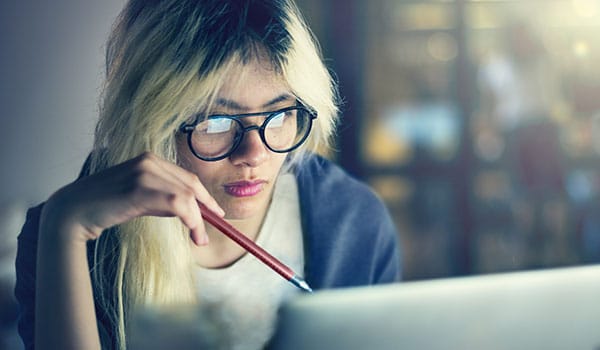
[35,206,101,350]
[30,152,220,349]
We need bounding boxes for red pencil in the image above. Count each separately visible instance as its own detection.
[199,203,312,292]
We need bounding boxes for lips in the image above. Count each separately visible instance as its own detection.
[223,180,266,197]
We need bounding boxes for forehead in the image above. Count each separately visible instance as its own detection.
[216,58,293,111]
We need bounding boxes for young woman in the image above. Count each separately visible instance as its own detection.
[15,0,401,349]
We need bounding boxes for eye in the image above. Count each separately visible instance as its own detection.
[206,118,234,134]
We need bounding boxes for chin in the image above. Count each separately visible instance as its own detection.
[223,197,267,221]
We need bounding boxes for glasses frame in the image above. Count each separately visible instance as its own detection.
[179,104,318,161]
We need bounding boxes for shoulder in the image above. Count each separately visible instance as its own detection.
[293,154,390,224]
[16,203,44,247]
[15,203,45,350]
[15,203,44,282]
[293,154,401,287]
[294,154,383,208]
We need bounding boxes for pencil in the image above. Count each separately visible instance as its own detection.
[199,203,313,293]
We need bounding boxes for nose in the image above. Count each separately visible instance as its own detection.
[229,127,269,167]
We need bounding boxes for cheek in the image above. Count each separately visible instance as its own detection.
[176,136,214,181]
[176,134,191,160]
[184,160,226,197]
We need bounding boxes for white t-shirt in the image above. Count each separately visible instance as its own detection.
[195,172,304,350]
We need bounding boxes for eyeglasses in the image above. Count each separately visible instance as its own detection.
[179,105,317,161]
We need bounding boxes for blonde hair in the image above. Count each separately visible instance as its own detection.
[90,0,338,348]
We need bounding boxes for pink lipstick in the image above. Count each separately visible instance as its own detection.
[223,180,265,197]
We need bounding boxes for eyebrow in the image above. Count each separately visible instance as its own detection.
[215,93,295,111]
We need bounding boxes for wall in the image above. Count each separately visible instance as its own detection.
[0,3,125,348]
[0,1,125,207]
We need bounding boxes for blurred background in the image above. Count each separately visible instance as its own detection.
[297,0,600,280]
[2,0,600,348]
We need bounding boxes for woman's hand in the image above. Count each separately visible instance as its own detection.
[41,152,224,246]
[36,152,225,350]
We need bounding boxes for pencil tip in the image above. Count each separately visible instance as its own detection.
[290,275,313,293]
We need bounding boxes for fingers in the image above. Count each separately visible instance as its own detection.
[123,154,203,246]
[128,152,221,246]
[146,153,225,217]
[45,152,222,246]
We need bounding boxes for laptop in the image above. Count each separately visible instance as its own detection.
[268,264,600,350]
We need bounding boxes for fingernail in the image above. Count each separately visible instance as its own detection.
[214,204,225,217]
[199,233,210,246]
[191,233,200,247]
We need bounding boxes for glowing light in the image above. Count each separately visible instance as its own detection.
[427,32,458,62]
[572,0,599,18]
[573,40,589,57]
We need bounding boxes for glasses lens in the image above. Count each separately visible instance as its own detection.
[186,107,313,160]
[264,108,311,151]
[190,117,238,159]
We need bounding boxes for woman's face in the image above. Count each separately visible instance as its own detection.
[177,59,294,220]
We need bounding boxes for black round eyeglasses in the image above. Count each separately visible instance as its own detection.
[179,105,317,161]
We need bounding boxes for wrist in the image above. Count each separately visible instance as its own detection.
[39,189,98,247]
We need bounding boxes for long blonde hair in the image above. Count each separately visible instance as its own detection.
[90,0,338,348]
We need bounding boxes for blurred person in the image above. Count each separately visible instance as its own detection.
[478,21,562,131]
[478,20,571,267]
[14,1,401,349]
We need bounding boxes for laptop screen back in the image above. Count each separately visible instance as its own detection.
[268,265,600,350]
